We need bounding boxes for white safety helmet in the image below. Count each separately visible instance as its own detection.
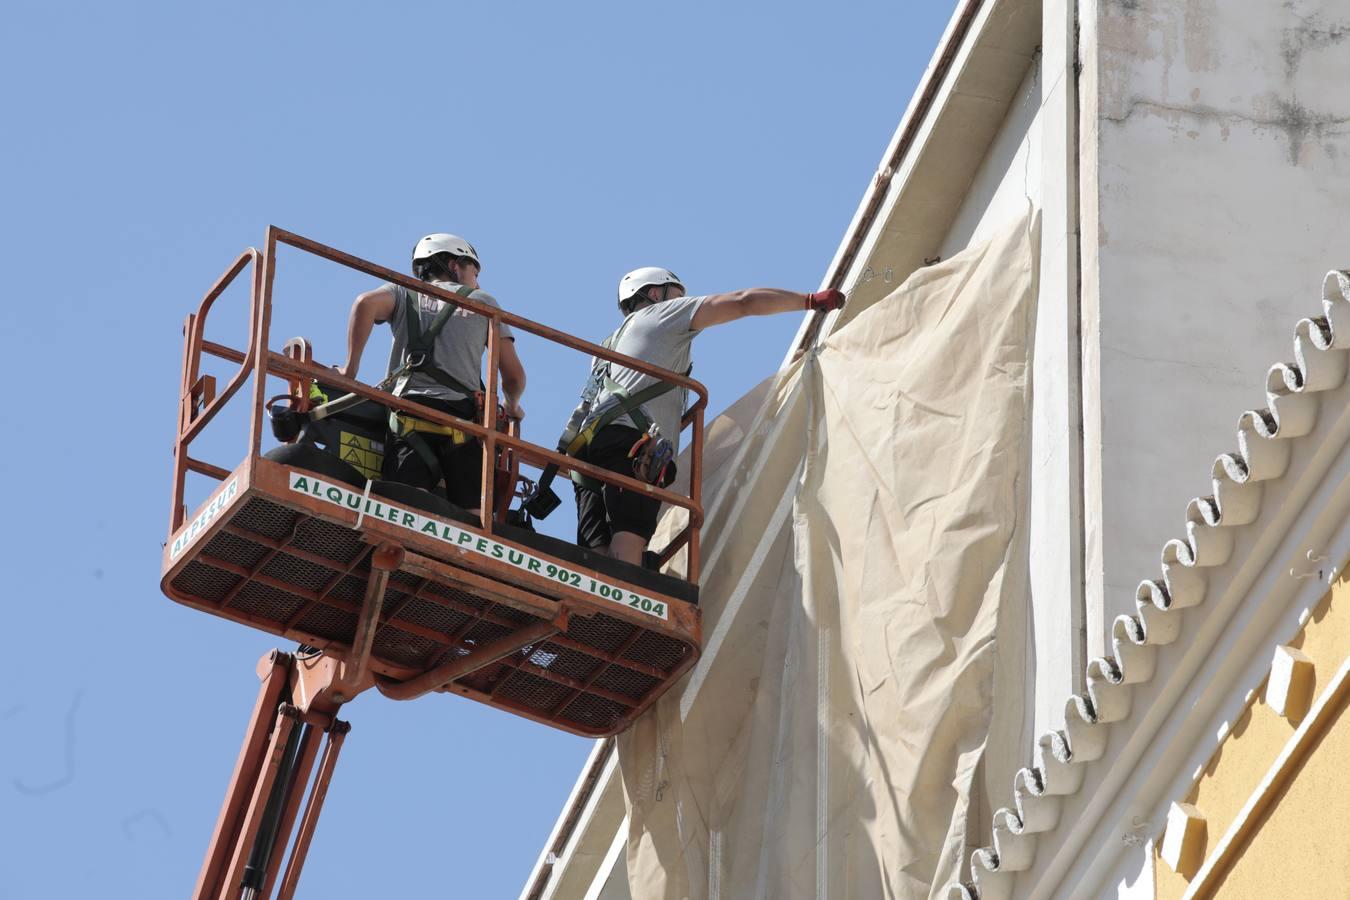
[617,266,684,314]
[412,233,480,271]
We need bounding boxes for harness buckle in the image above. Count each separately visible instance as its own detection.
[404,351,428,370]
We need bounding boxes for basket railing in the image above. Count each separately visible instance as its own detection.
[169,227,708,583]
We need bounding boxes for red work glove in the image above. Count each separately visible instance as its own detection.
[805,289,846,312]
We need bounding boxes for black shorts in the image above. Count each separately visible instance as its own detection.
[573,424,677,549]
[381,396,484,510]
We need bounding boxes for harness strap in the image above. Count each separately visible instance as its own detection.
[554,315,637,449]
[600,375,654,432]
[407,289,462,356]
[528,367,686,507]
[523,313,691,518]
[389,284,486,438]
[391,410,473,444]
[566,375,679,490]
[307,390,368,423]
[390,284,483,399]
[280,285,485,490]
[401,430,444,485]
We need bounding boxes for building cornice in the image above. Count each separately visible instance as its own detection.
[948,271,1350,899]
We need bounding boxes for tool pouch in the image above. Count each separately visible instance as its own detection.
[523,484,562,519]
[629,432,676,487]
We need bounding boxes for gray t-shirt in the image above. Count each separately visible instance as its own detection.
[591,295,705,453]
[383,281,513,403]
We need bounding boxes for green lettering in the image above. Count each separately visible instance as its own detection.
[457,533,473,546]
[491,543,504,559]
[475,538,488,552]
[421,520,439,535]
[526,558,541,572]
[402,512,416,527]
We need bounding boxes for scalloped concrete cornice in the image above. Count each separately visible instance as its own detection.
[946,271,1350,900]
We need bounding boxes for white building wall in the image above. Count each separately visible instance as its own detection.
[938,0,1089,747]
[1031,0,1088,742]
[940,60,1044,259]
[937,54,1081,745]
[529,3,1350,895]
[1082,0,1350,658]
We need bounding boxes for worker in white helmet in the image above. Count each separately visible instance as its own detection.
[337,233,527,514]
[555,268,844,565]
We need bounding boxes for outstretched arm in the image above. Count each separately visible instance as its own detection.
[690,288,844,330]
[498,338,527,420]
[337,286,396,379]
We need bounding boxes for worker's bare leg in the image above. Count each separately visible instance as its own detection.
[609,531,646,566]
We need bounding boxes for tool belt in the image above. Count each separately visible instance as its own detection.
[380,285,496,484]
[524,373,684,519]
[386,393,495,489]
[269,283,506,489]
[390,398,480,446]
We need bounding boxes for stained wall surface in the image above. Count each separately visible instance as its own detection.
[1084,0,1350,656]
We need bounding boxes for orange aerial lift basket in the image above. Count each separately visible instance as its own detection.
[165,228,706,899]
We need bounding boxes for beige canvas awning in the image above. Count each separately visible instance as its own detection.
[617,210,1040,899]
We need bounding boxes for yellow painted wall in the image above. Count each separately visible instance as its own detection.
[1207,697,1350,897]
[1155,567,1350,898]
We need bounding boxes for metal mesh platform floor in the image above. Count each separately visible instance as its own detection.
[163,461,701,737]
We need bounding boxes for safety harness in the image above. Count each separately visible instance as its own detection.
[381,285,489,485]
[269,285,485,470]
[524,316,686,519]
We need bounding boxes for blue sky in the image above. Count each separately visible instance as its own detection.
[0,2,952,896]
